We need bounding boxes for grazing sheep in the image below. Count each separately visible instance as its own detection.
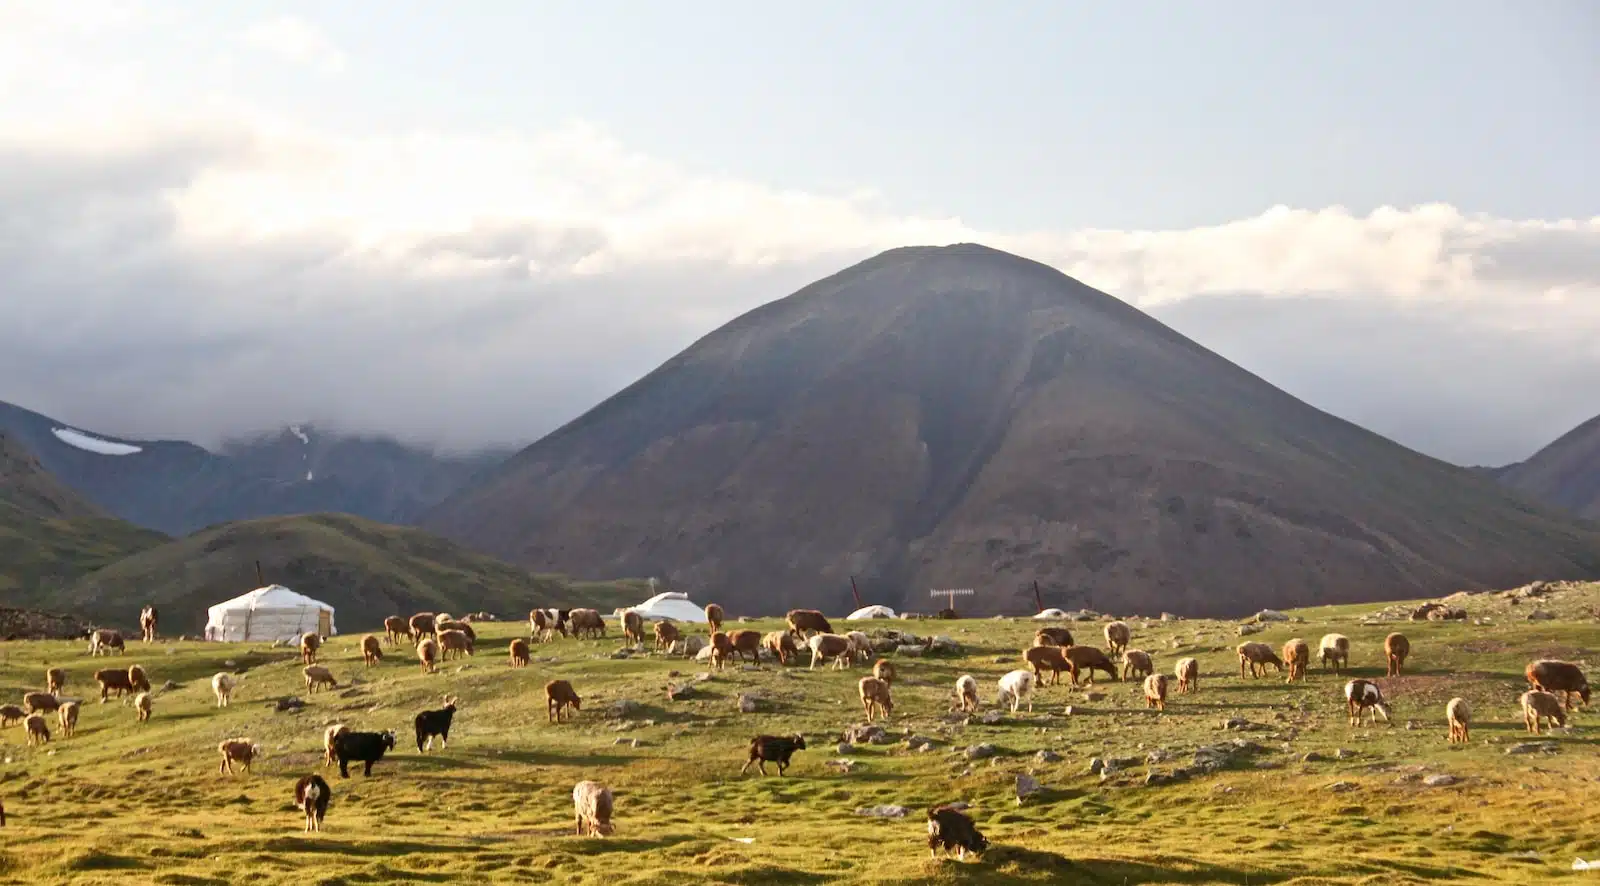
[295,774,331,832]
[1143,674,1170,710]
[134,692,151,722]
[844,630,874,664]
[303,665,337,693]
[740,734,807,776]
[211,672,236,707]
[728,629,763,664]
[953,674,980,712]
[872,658,897,684]
[94,668,135,702]
[1104,621,1131,656]
[1175,657,1199,694]
[0,704,26,726]
[57,700,79,737]
[437,620,477,642]
[1023,645,1075,686]
[417,637,440,673]
[1521,690,1566,734]
[807,633,853,670]
[88,628,125,656]
[654,620,682,652]
[218,738,262,775]
[23,691,61,714]
[709,632,734,671]
[1344,679,1391,726]
[319,725,349,768]
[1033,627,1074,647]
[383,615,409,646]
[509,638,531,667]
[299,632,322,665]
[997,669,1037,713]
[1121,649,1154,681]
[704,603,725,635]
[622,610,646,646]
[763,630,797,665]
[1384,632,1409,677]
[1446,697,1470,744]
[1063,646,1120,684]
[46,667,66,696]
[1319,634,1350,673]
[1237,642,1285,678]
[140,605,159,643]
[433,612,454,631]
[128,664,151,693]
[437,629,475,661]
[409,613,437,644]
[928,805,989,861]
[567,609,606,640]
[546,679,581,723]
[1282,639,1311,683]
[1525,660,1591,711]
[361,635,384,667]
[331,730,396,778]
[858,676,894,722]
[415,695,458,752]
[786,609,833,639]
[573,780,616,836]
[24,713,49,746]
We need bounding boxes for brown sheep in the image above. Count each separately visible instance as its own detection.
[57,700,80,737]
[361,634,384,666]
[1237,642,1284,678]
[1319,634,1350,674]
[437,620,477,642]
[1023,645,1075,686]
[0,704,26,726]
[1175,657,1199,694]
[567,608,606,640]
[218,738,262,774]
[1033,627,1074,647]
[1104,621,1131,656]
[704,603,725,635]
[1282,639,1311,683]
[409,613,437,644]
[872,659,896,684]
[417,637,440,674]
[25,713,50,746]
[1121,649,1154,681]
[23,690,62,713]
[303,665,337,693]
[300,632,322,665]
[1384,632,1409,677]
[623,610,646,646]
[763,630,797,665]
[46,667,66,696]
[134,692,152,722]
[509,637,531,667]
[94,668,135,702]
[654,620,682,652]
[128,663,151,693]
[324,724,350,767]
[786,609,833,639]
[1521,690,1565,734]
[1446,697,1470,744]
[1063,646,1120,684]
[858,676,893,722]
[1525,660,1590,711]
[708,632,734,671]
[546,680,581,723]
[438,629,475,660]
[384,615,409,646]
[728,629,762,664]
[806,633,852,670]
[1143,673,1170,711]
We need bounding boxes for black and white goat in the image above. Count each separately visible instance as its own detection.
[928,805,989,860]
[1344,678,1392,726]
[415,695,459,752]
[294,774,331,832]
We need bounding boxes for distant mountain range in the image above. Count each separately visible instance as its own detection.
[1496,414,1600,519]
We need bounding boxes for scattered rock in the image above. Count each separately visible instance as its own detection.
[1336,748,1357,760]
[1015,774,1041,804]
[1526,610,1557,621]
[978,711,1005,725]
[1254,609,1290,623]
[837,742,855,755]
[1146,748,1176,764]
[1223,717,1256,731]
[1034,750,1062,764]
[1237,623,1265,636]
[1062,705,1077,716]
[855,804,909,818]
[1084,691,1106,702]
[610,649,633,659]
[1326,781,1359,793]
[1505,741,1560,755]
[1145,772,1175,786]
[607,700,640,719]
[1405,720,1422,730]
[1160,612,1180,622]
[273,697,304,713]
[965,743,997,760]
[896,645,925,657]
[826,759,858,773]
[905,735,936,751]
[159,681,178,692]
[992,656,1011,664]
[844,724,890,745]
[1301,752,1326,763]
[1191,739,1267,773]
[1422,774,1459,787]
[928,636,961,654]
[736,693,759,713]
[694,646,716,661]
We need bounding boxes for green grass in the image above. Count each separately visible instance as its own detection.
[2,586,1597,884]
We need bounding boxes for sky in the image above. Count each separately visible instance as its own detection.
[1,1,1597,465]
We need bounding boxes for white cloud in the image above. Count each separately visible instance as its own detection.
[242,16,346,74]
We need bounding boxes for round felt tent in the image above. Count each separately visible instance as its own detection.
[623,591,708,623]
[846,605,898,620]
[204,585,337,642]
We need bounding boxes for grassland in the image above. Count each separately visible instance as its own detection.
[1,586,1597,885]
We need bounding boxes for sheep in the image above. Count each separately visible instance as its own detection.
[43,668,66,698]
[1521,690,1566,734]
[94,668,135,702]
[807,633,853,670]
[23,690,61,714]
[509,637,531,667]
[872,658,897,684]
[786,609,833,639]
[383,616,409,646]
[1344,679,1391,726]
[858,676,893,722]
[1144,674,1170,710]
[1237,642,1284,678]
[740,734,807,776]
[415,695,458,752]
[24,713,49,746]
[0,704,26,726]
[622,610,646,646]
[361,635,384,667]
[927,805,989,860]
[573,780,616,836]
[134,692,152,722]
[417,637,440,673]
[654,619,682,652]
[1282,638,1311,683]
[1033,627,1074,647]
[57,700,80,737]
[1446,697,1470,744]
[844,630,874,664]
[704,603,725,635]
[88,628,125,656]
[708,631,734,671]
[331,730,396,777]
[727,629,763,665]
[296,631,320,665]
[1175,657,1199,694]
[763,630,797,665]
[437,619,476,639]
[567,608,606,640]
[437,629,475,661]
[295,774,331,832]
[1104,621,1131,655]
[1525,660,1591,711]
[128,664,151,693]
[303,665,337,693]
[409,613,437,644]
[1063,646,1120,684]
[1384,632,1409,677]
[1319,634,1350,674]
[218,738,262,774]
[433,612,454,631]
[997,669,1037,713]
[322,724,351,767]
[1121,649,1154,681]
[953,674,980,713]
[211,672,236,707]
[1023,645,1075,686]
[546,679,581,723]
[140,605,159,643]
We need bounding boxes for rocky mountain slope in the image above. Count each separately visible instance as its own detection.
[423,244,1600,616]
[1497,413,1600,519]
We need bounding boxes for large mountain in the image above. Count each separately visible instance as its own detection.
[1497,414,1600,519]
[0,401,508,535]
[423,244,1600,616]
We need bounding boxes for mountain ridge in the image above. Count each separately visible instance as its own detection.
[1498,413,1600,519]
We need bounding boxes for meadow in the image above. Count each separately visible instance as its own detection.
[1,584,1597,885]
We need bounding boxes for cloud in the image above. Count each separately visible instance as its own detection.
[242,16,346,74]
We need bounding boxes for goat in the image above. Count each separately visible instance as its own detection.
[88,628,125,656]
[24,713,49,746]
[952,674,980,713]
[417,637,440,673]
[1144,673,1170,710]
[415,695,459,752]
[332,730,396,777]
[997,669,1037,713]
[437,629,474,661]
[1237,642,1284,678]
[300,631,322,665]
[1384,632,1409,677]
[763,630,797,665]
[361,635,383,666]
[728,629,762,665]
[1319,633,1350,673]
[211,672,236,707]
[140,605,159,643]
[1525,660,1590,711]
[0,704,26,726]
[1023,645,1074,686]
[622,610,646,646]
[383,615,409,646]
[1121,649,1154,681]
[323,724,350,767]
[1282,638,1310,682]
[1104,621,1131,655]
[786,609,833,639]
[546,679,581,723]
[573,780,616,836]
[1446,697,1470,744]
[1521,690,1566,734]
[57,700,80,737]
[1175,657,1199,694]
[858,676,893,722]
[1063,646,1120,684]
[704,603,725,635]
[295,774,331,832]
[654,620,682,652]
[218,738,262,775]
[1344,679,1391,726]
[134,692,152,722]
[1034,627,1074,647]
[46,668,65,696]
[807,633,852,670]
[928,805,988,861]
[872,658,896,684]
[94,668,135,702]
[567,608,606,639]
[303,665,337,693]
[509,637,531,667]
[740,734,806,776]
[23,691,60,714]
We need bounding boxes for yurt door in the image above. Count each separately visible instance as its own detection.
[318,609,332,637]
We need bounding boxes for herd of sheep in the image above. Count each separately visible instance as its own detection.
[2,602,1591,860]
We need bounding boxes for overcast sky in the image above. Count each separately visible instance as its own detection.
[2,1,1597,465]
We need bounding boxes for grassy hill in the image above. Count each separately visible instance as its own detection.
[50,513,645,633]
[1,583,1596,883]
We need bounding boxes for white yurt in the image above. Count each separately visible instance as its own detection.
[846,605,897,620]
[1033,608,1069,619]
[624,591,708,622]
[204,585,337,642]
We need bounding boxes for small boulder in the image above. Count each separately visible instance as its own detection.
[1237,623,1265,636]
[1255,609,1290,623]
[1326,781,1359,793]
[896,645,925,657]
[965,743,997,760]
[1505,741,1560,755]
[978,711,1005,725]
[837,742,855,755]
[1301,752,1327,763]
[736,693,759,713]
[1336,748,1357,760]
[607,699,640,719]
[1526,610,1557,621]
[1034,749,1062,764]
[1015,774,1041,804]
[855,804,909,818]
[1422,774,1459,787]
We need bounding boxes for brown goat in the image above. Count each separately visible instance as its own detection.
[704,603,725,635]
[1237,642,1284,678]
[409,613,437,644]
[1282,639,1310,683]
[709,632,734,671]
[546,680,581,723]
[1121,649,1154,681]
[1023,645,1075,686]
[361,634,384,666]
[1525,660,1590,711]
[0,704,26,726]
[384,615,409,646]
[728,629,762,665]
[128,664,151,693]
[858,676,893,722]
[437,629,475,660]
[786,609,833,639]
[218,738,262,774]
[1033,627,1074,647]
[300,632,322,665]
[24,713,50,746]
[1063,646,1120,684]
[623,610,646,646]
[23,691,61,714]
[1143,674,1170,710]
[509,637,531,667]
[763,630,797,665]
[1384,633,1409,677]
[134,692,152,722]
[654,620,682,652]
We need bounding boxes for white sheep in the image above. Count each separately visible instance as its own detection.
[573,780,616,836]
[996,669,1037,713]
[211,672,236,707]
[953,674,979,712]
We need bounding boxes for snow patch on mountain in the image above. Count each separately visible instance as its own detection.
[52,427,143,456]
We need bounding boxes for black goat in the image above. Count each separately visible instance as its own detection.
[415,695,459,752]
[294,774,331,832]
[739,733,806,776]
[333,729,397,777]
[927,805,988,860]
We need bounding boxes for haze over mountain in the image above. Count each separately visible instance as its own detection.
[423,245,1600,616]
[1497,414,1600,520]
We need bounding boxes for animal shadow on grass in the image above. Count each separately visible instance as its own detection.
[492,751,634,767]
[559,835,700,856]
[396,754,489,771]
[249,836,482,856]
[940,850,1293,885]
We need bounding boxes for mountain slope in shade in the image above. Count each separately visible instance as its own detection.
[1499,414,1600,519]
